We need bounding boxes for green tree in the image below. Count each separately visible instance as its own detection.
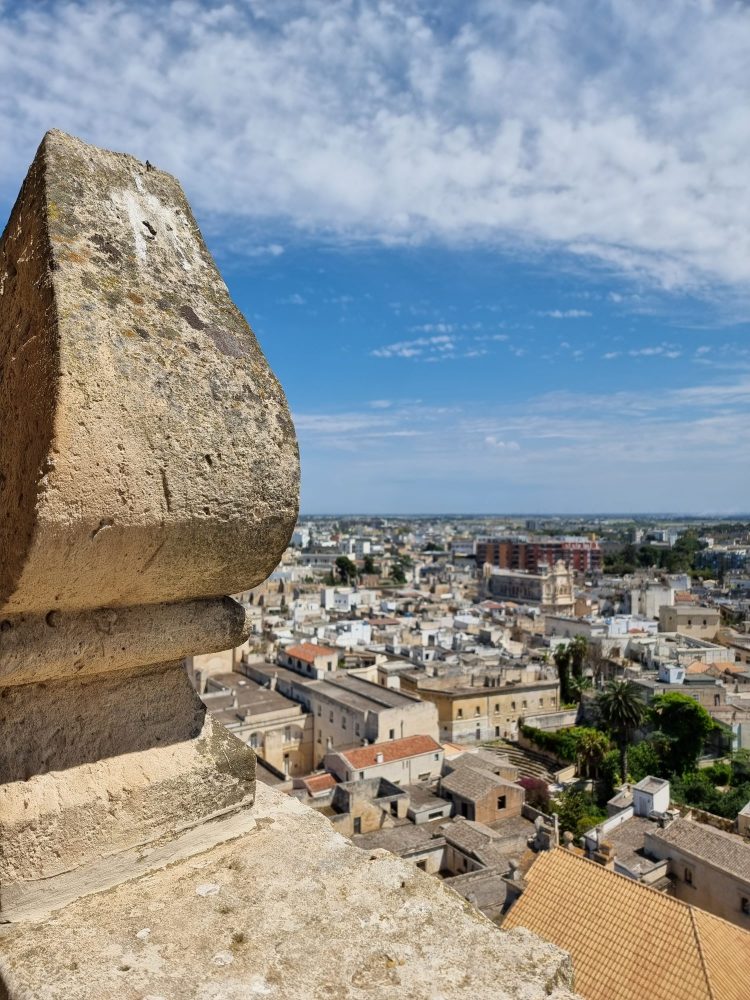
[552,789,607,838]
[649,692,715,776]
[732,749,750,785]
[362,554,379,576]
[569,635,588,687]
[335,556,358,585]
[553,644,573,704]
[391,561,407,584]
[628,738,663,783]
[596,680,645,782]
[575,728,610,779]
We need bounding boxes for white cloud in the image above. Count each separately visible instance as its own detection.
[371,334,458,360]
[538,310,592,319]
[0,1,749,295]
[484,436,520,451]
[628,343,681,358]
[296,377,750,511]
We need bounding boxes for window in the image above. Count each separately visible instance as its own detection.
[474,707,480,717]
[475,728,481,740]
[329,710,334,723]
[511,701,516,710]
[284,726,292,742]
[389,728,395,739]
[342,716,347,728]
[522,700,527,709]
[495,726,500,737]
[685,867,693,885]
[428,810,444,819]
[359,771,364,779]
[355,722,360,736]
[457,709,464,719]
[249,732,259,749]
[497,795,506,810]
[494,703,500,713]
[540,698,544,706]
[433,753,440,760]
[353,817,362,834]
[317,733,321,744]
[317,706,321,716]
[742,897,750,915]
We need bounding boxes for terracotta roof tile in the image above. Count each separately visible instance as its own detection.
[503,847,750,1000]
[283,642,338,664]
[339,735,442,770]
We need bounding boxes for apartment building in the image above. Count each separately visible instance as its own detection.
[476,535,601,574]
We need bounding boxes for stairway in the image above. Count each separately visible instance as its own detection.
[483,739,559,784]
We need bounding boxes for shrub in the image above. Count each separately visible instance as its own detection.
[704,762,731,786]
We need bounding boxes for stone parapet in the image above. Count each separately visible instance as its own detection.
[0,784,580,999]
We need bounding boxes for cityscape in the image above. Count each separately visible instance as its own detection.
[1,1,750,999]
[188,512,750,995]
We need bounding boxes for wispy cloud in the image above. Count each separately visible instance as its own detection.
[296,375,750,511]
[1,1,749,296]
[538,309,592,319]
[628,343,681,359]
[371,335,458,360]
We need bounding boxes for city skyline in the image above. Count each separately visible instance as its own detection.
[1,0,748,513]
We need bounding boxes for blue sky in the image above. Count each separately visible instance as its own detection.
[1,0,750,513]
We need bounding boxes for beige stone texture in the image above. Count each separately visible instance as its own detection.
[0,131,300,916]
[0,663,256,914]
[0,129,299,617]
[0,595,251,686]
[0,785,579,1000]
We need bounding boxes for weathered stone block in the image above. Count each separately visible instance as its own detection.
[0,129,299,616]
[0,132,299,920]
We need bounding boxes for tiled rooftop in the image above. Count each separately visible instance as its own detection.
[283,642,338,663]
[647,817,750,883]
[503,847,750,1000]
[340,735,442,769]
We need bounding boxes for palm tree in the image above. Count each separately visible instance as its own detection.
[596,680,645,783]
[569,635,588,686]
[576,728,609,779]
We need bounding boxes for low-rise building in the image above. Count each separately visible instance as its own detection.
[659,604,721,639]
[202,673,313,777]
[324,735,444,784]
[243,661,439,767]
[644,816,750,929]
[439,756,524,825]
[399,672,559,743]
[278,642,339,677]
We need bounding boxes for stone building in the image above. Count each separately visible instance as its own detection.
[644,817,750,929]
[244,660,439,767]
[324,734,444,784]
[484,561,575,613]
[204,672,314,777]
[439,755,525,824]
[399,671,560,743]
